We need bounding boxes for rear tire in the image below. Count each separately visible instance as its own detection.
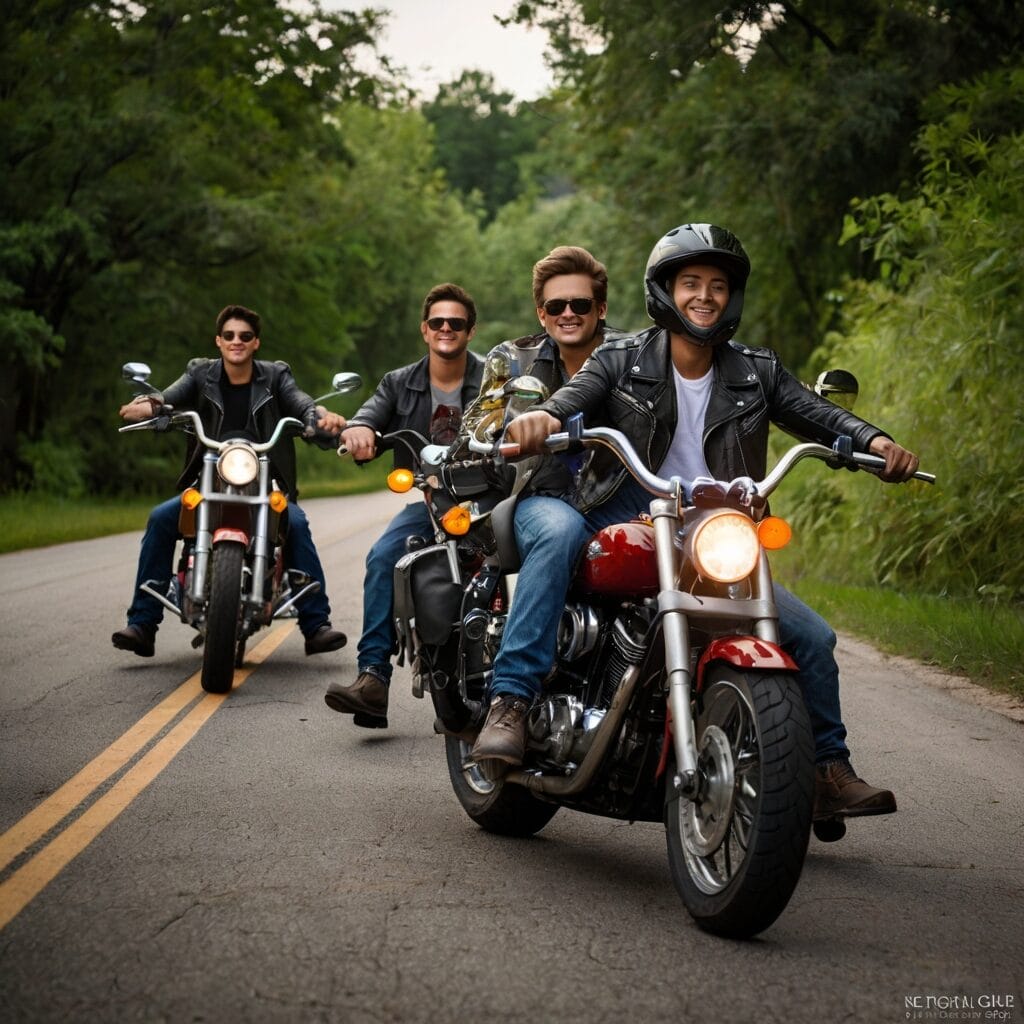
[444,736,559,837]
[665,668,814,939]
[201,542,245,694]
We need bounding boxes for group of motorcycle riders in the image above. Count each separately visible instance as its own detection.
[112,222,922,827]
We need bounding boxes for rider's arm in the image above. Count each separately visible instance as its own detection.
[533,343,620,426]
[765,353,919,482]
[119,395,159,422]
[118,361,201,421]
[338,370,405,461]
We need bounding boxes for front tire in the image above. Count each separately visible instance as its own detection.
[444,736,559,837]
[201,541,245,694]
[665,668,814,939]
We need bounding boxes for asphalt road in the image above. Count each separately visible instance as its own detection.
[1,492,1021,1024]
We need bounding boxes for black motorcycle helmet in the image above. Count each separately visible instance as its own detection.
[644,223,751,345]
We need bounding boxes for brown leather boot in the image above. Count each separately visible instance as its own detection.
[814,759,897,819]
[324,672,388,728]
[470,695,529,766]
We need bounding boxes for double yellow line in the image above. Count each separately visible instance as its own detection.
[0,623,295,931]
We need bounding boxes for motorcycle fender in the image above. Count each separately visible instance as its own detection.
[695,636,797,691]
[656,637,797,782]
[213,527,250,546]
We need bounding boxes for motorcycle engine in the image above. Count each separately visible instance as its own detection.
[533,603,650,771]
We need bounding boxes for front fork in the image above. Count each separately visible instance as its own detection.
[650,498,779,800]
[189,454,277,612]
[650,498,700,798]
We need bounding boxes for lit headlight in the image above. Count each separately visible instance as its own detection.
[691,511,760,583]
[218,443,259,486]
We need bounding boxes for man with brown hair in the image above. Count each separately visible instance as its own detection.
[112,304,348,660]
[324,283,486,728]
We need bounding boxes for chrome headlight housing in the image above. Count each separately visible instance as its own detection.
[691,511,760,583]
[217,443,259,487]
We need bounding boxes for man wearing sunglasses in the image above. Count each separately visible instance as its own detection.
[112,304,348,660]
[473,223,919,829]
[324,283,485,728]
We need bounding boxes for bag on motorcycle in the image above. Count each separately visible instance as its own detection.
[393,545,462,645]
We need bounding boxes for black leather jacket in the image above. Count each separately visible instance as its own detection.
[347,351,486,470]
[162,357,331,500]
[537,327,889,510]
[482,329,626,502]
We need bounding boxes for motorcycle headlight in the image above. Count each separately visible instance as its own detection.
[691,511,760,583]
[218,443,259,487]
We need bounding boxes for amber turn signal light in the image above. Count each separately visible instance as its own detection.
[387,469,415,493]
[180,487,203,510]
[269,490,288,513]
[757,516,792,550]
[440,505,472,536]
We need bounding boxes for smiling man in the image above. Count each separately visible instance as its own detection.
[473,224,921,829]
[324,283,485,729]
[112,304,348,661]
[470,245,616,410]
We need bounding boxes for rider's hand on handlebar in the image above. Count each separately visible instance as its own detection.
[505,410,561,455]
[315,405,346,437]
[119,395,160,422]
[340,424,378,461]
[868,436,920,482]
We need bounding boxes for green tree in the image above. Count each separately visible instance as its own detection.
[507,1,1024,363]
[0,0,391,491]
[780,68,1024,601]
[421,70,547,223]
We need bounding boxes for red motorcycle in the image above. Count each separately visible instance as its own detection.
[384,416,933,938]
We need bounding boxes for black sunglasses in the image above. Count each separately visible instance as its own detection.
[542,297,595,316]
[426,317,468,332]
[221,330,256,342]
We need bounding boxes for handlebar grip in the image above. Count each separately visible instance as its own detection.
[496,442,521,459]
[850,451,935,484]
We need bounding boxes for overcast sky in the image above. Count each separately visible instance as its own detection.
[350,1,555,100]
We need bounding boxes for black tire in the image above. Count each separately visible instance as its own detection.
[201,541,245,694]
[444,736,559,837]
[665,668,814,939]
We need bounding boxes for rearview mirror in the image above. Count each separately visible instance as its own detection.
[813,369,859,411]
[314,371,363,403]
[122,362,152,383]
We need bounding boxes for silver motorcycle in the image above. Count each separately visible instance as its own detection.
[120,364,361,692]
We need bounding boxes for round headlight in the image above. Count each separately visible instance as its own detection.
[691,511,760,583]
[218,443,259,487]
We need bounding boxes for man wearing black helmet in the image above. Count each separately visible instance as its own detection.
[474,223,920,827]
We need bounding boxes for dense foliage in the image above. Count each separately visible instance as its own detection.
[778,69,1024,601]
[1,1,1022,606]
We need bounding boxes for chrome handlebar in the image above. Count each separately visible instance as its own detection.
[119,410,305,453]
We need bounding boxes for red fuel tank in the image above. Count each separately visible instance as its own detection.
[575,521,659,597]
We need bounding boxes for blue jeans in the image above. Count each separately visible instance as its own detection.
[126,496,332,638]
[774,584,849,762]
[357,501,435,682]
[489,479,850,763]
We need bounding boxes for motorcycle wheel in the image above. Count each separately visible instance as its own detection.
[444,736,559,837]
[665,667,814,939]
[201,541,245,694]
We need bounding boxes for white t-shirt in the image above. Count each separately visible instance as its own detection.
[657,365,713,482]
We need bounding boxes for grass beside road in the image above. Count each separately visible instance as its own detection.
[784,578,1024,702]
[0,461,390,554]
[2,486,1020,704]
